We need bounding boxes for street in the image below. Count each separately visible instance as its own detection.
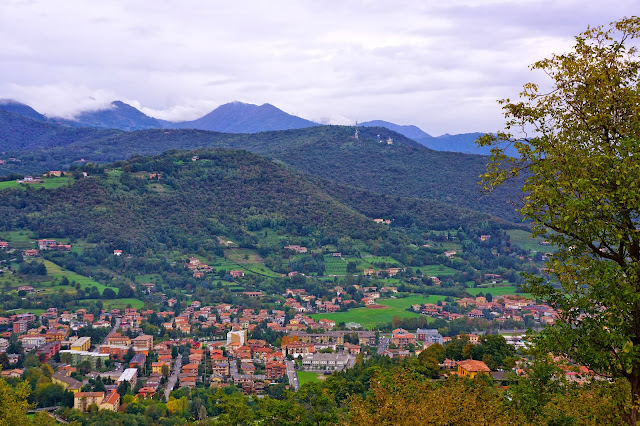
[285,359,299,391]
[164,353,182,401]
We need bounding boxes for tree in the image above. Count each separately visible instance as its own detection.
[478,17,640,425]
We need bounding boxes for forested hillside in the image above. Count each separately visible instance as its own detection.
[0,117,521,221]
[0,149,388,254]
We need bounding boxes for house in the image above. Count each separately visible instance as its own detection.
[457,360,490,378]
[265,361,286,379]
[74,391,120,412]
[0,241,9,249]
[132,334,154,354]
[70,336,91,352]
[52,371,82,393]
[113,250,123,256]
[391,329,416,347]
[24,249,39,257]
[230,270,245,278]
[416,328,443,345]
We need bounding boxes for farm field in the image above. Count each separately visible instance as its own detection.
[507,230,557,253]
[310,295,448,329]
[323,255,347,275]
[2,231,35,249]
[419,264,459,277]
[466,285,531,298]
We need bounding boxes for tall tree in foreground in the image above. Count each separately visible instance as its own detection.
[477,16,640,425]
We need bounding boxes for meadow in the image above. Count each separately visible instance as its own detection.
[297,371,322,386]
[507,229,557,253]
[310,295,448,329]
[466,285,531,298]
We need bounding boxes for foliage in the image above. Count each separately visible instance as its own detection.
[478,16,640,425]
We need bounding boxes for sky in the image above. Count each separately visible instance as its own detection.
[0,1,637,135]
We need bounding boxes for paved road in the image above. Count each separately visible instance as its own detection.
[285,360,299,391]
[102,317,122,344]
[377,337,390,355]
[164,353,182,401]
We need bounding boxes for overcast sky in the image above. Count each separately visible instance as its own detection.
[0,1,636,135]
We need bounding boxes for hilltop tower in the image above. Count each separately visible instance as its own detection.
[354,122,359,140]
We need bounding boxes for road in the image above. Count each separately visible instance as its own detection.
[285,359,299,391]
[102,317,121,344]
[377,337,390,355]
[164,353,182,401]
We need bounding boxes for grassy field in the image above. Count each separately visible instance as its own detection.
[419,264,459,277]
[6,308,46,315]
[297,371,322,386]
[466,285,531,298]
[310,295,448,329]
[0,177,72,191]
[41,260,115,292]
[79,298,145,310]
[507,229,557,253]
[323,256,347,275]
[2,231,35,249]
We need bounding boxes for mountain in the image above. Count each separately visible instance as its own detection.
[53,101,163,131]
[0,110,119,152]
[361,120,520,156]
[169,101,317,133]
[360,120,432,140]
[0,149,386,251]
[0,99,47,122]
[0,118,521,221]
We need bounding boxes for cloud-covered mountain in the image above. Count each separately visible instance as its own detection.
[168,101,317,133]
[53,101,162,130]
[0,99,47,122]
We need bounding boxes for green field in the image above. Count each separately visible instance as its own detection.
[80,298,145,310]
[0,177,72,191]
[310,295,448,329]
[323,256,347,275]
[2,231,35,249]
[507,229,557,253]
[41,260,115,292]
[418,264,459,277]
[297,371,322,386]
[466,285,531,298]
[6,308,46,315]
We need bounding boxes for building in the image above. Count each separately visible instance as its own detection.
[265,361,286,379]
[70,336,91,352]
[37,341,61,361]
[132,335,154,354]
[106,333,131,346]
[227,329,247,346]
[74,391,120,412]
[230,270,245,278]
[52,371,82,393]
[416,329,444,345]
[457,360,491,379]
[129,352,146,368]
[117,368,138,387]
[391,329,416,347]
[301,353,351,371]
[13,320,28,334]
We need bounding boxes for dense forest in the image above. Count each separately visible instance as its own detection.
[0,112,521,221]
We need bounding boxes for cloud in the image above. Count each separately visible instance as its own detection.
[0,0,637,134]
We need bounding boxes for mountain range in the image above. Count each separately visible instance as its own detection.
[0,99,511,155]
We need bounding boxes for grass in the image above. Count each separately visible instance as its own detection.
[40,260,115,292]
[310,295,449,329]
[6,308,46,315]
[2,231,36,249]
[466,285,531,298]
[418,264,459,277]
[80,298,145,310]
[507,229,557,253]
[297,371,322,386]
[0,177,72,191]
[323,256,347,276]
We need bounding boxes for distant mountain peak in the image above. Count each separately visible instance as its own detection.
[169,101,317,133]
[0,99,47,122]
